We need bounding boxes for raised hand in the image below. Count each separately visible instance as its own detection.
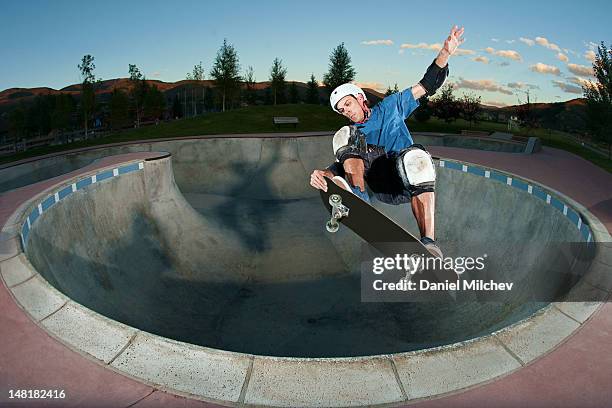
[442,25,465,56]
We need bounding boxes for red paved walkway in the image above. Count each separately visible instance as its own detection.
[1,146,610,407]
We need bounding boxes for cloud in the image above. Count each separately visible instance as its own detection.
[519,37,535,46]
[507,82,539,90]
[496,50,522,61]
[557,53,569,62]
[567,63,593,76]
[535,36,561,52]
[453,78,513,95]
[530,63,561,75]
[399,42,474,55]
[151,71,161,78]
[354,81,385,93]
[568,76,597,88]
[506,40,515,44]
[483,47,522,61]
[399,42,441,50]
[472,56,489,64]
[552,80,582,94]
[455,48,476,56]
[361,40,394,46]
[491,38,500,42]
[584,50,596,63]
[483,100,509,107]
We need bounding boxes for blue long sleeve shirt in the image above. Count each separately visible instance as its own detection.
[355,88,420,153]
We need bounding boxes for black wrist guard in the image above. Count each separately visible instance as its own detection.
[419,59,449,96]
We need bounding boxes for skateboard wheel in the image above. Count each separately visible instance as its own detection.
[326,220,339,233]
[329,194,342,205]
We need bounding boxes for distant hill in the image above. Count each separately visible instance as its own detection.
[479,98,587,133]
[0,78,385,109]
[0,79,586,133]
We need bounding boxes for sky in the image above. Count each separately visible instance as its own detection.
[0,0,610,107]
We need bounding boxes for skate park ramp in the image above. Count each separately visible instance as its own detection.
[22,136,593,358]
[0,132,531,194]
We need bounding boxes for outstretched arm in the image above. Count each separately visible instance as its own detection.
[411,25,465,99]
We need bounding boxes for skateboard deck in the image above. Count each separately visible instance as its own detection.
[320,176,458,290]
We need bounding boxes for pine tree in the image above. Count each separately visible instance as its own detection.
[210,39,242,112]
[109,88,130,129]
[323,43,356,93]
[244,66,257,105]
[431,84,460,123]
[583,42,612,157]
[128,64,147,127]
[78,55,97,137]
[460,93,482,128]
[269,58,287,105]
[306,74,319,104]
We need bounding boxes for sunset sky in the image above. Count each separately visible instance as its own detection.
[1,0,609,106]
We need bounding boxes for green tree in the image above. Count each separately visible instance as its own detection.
[210,39,242,112]
[187,61,205,81]
[29,95,53,136]
[323,43,356,93]
[515,89,539,134]
[385,83,399,96]
[51,94,75,131]
[143,84,166,119]
[306,74,319,104]
[289,82,299,103]
[583,42,612,158]
[269,58,287,105]
[8,106,27,140]
[128,64,148,126]
[431,84,460,123]
[109,88,130,129]
[186,61,205,116]
[78,54,98,137]
[460,93,482,128]
[413,96,432,122]
[244,65,257,105]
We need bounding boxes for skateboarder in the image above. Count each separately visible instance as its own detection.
[310,26,465,258]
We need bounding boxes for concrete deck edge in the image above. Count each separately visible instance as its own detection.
[1,152,610,407]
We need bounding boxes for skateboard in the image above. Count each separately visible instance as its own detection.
[320,176,458,290]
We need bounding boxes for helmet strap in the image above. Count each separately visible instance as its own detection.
[355,96,370,124]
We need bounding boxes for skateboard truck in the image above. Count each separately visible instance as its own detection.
[326,194,350,233]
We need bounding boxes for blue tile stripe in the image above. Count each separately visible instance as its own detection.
[20,161,144,250]
[438,159,593,244]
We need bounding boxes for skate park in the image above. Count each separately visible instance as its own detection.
[1,133,611,407]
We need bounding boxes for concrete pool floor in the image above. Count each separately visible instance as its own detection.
[0,139,611,407]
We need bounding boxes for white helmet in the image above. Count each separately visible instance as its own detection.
[330,83,367,113]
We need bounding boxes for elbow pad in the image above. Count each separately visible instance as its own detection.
[419,59,449,96]
[333,126,368,164]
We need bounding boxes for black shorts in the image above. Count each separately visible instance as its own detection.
[328,148,412,205]
[365,150,412,205]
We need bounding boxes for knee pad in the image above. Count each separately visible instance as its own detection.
[333,126,368,164]
[395,144,436,196]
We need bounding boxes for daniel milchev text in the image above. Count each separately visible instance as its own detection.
[371,253,514,292]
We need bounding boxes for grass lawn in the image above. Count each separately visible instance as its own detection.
[2,104,611,173]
